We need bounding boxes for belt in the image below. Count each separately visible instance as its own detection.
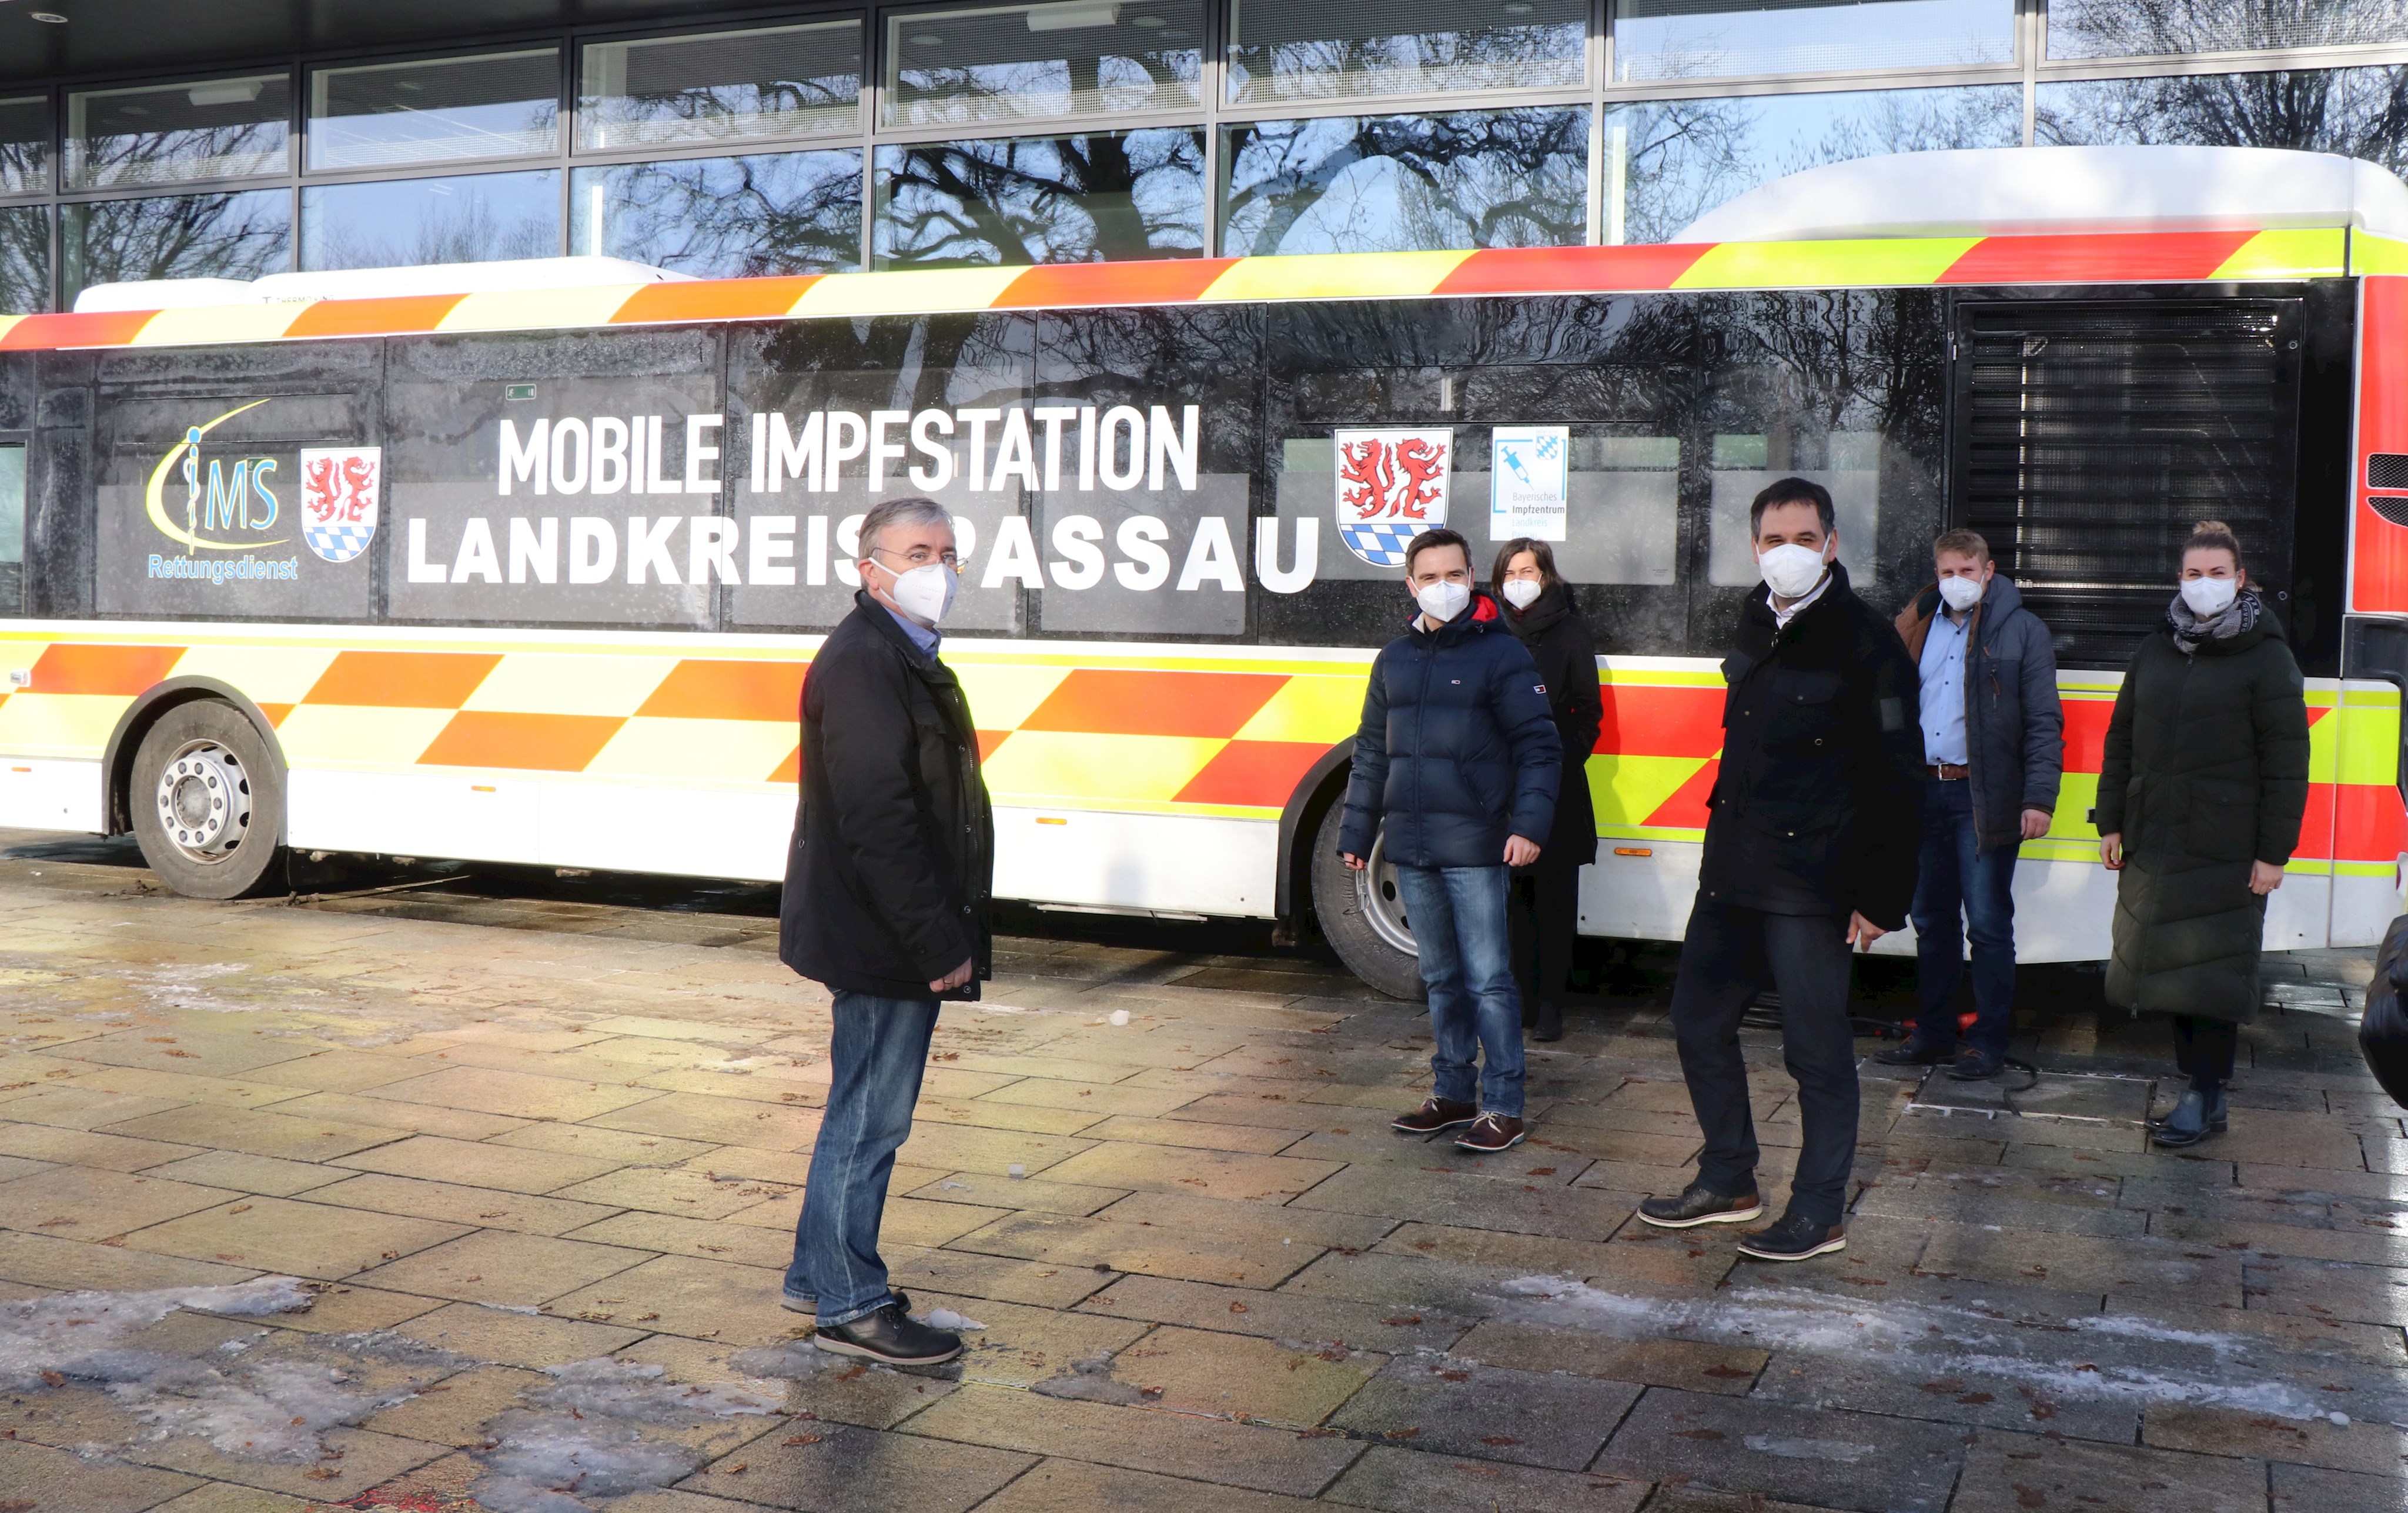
[1927,763,1968,780]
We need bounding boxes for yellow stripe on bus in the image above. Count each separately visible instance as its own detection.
[129,304,316,348]
[1230,674,1370,744]
[1673,239,1983,291]
[2355,233,2408,277]
[2212,229,2348,280]
[790,267,1028,319]
[586,717,796,783]
[1201,251,1476,304]
[982,730,1226,803]
[1589,753,1708,828]
[438,286,651,333]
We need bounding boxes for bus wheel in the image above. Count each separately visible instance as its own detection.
[130,702,286,900]
[1309,803,1424,1001]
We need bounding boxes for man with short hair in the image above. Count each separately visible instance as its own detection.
[778,495,991,1366]
[1638,478,1924,1262]
[1342,527,1561,1154]
[1877,529,2063,1080]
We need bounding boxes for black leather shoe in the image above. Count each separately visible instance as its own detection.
[814,1302,962,1365]
[1735,1212,1848,1262]
[1530,1001,1564,1042]
[1874,1037,1951,1067]
[1637,1181,1764,1229]
[782,1288,906,1317]
[1948,1048,2004,1081]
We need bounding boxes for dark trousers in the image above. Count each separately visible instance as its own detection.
[1668,899,1860,1227]
[1908,777,2021,1056]
[785,990,938,1327]
[1509,854,1581,1020]
[2172,1015,2238,1093]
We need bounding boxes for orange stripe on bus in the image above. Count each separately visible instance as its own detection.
[28,643,184,696]
[1644,757,1719,829]
[419,711,627,771]
[613,277,824,325]
[256,703,293,728]
[284,295,468,339]
[1598,684,1724,758]
[635,659,808,722]
[1172,739,1327,807]
[767,744,801,784]
[302,651,502,708]
[0,310,159,349]
[1019,669,1288,739]
[1938,231,2257,285]
[1435,244,1715,296]
[994,259,1238,308]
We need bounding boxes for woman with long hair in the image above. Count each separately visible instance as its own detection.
[2096,521,2310,1147]
[1492,537,1602,1041]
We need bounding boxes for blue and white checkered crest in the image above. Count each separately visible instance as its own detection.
[1338,520,1430,567]
[304,522,375,565]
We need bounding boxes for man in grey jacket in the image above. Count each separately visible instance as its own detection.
[1878,529,2063,1080]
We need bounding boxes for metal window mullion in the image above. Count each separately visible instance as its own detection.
[1201,0,1223,258]
[1587,0,1608,245]
[2036,39,2408,81]
[558,41,573,259]
[861,15,879,272]
[2022,0,2040,146]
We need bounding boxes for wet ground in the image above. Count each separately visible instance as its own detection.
[0,826,2398,1513]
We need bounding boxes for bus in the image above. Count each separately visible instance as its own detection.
[2,143,2404,1000]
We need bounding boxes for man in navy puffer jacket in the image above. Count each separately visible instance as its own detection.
[1340,529,1561,1153]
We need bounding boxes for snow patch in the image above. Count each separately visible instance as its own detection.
[0,1278,313,1390]
[470,1359,778,1513]
[1743,1434,1877,1463]
[917,1309,985,1332]
[1490,1275,2355,1424]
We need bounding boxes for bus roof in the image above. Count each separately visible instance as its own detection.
[5,226,2402,357]
[1677,146,2408,244]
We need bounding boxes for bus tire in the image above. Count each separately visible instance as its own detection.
[1309,801,1424,1002]
[129,701,287,900]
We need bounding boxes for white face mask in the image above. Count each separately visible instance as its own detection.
[1937,575,1984,613]
[1414,580,1470,623]
[1501,578,1543,610]
[882,560,957,627]
[1758,542,1830,601]
[2179,575,2238,617]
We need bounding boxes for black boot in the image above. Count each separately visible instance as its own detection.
[1531,1001,1563,1042]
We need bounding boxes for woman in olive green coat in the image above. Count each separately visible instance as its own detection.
[2096,521,2310,1148]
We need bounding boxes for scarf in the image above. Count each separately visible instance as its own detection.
[2167,586,2260,656]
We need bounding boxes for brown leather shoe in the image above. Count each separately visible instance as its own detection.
[1454,1113,1525,1153]
[1392,1096,1477,1134]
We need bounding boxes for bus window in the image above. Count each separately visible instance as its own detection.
[0,442,21,615]
[1706,430,1882,587]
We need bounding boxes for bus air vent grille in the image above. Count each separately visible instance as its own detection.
[2370,454,2408,492]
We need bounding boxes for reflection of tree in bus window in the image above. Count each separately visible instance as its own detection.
[62,191,291,304]
[571,152,864,278]
[873,130,1206,268]
[2045,0,2407,59]
[2036,65,2408,175]
[1223,108,1587,256]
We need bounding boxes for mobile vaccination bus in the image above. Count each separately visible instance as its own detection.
[2,144,2406,999]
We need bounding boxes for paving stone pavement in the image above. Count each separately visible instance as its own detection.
[0,831,2402,1513]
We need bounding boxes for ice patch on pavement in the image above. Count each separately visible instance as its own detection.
[471,1360,778,1513]
[1029,1353,1154,1407]
[1744,1434,1876,1463]
[917,1309,985,1332]
[0,1278,313,1390]
[1490,1275,2360,1424]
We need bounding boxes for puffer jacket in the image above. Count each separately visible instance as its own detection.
[2098,595,2309,1024]
[1339,592,1562,869]
[1700,561,1927,928]
[1894,572,2065,854]
[1504,583,1603,866]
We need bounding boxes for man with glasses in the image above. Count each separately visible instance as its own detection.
[778,496,991,1366]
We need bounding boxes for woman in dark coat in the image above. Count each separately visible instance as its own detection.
[2096,520,2310,1148]
[1494,538,1603,1041]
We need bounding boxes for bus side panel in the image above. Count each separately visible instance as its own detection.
[2328,679,2406,947]
[0,760,102,832]
[2350,276,2408,612]
[992,808,1279,918]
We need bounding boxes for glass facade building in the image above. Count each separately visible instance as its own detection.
[0,0,2403,309]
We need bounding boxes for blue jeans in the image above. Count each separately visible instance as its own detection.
[1909,777,2021,1057]
[1393,863,1525,1117]
[784,990,938,1328]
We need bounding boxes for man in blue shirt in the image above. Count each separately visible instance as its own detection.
[1879,529,2063,1080]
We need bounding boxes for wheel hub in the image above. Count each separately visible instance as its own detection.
[1354,832,1419,957]
[154,740,250,860]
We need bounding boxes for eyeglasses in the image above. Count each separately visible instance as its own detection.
[869,545,962,574]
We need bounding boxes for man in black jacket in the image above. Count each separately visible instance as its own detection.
[778,496,992,1366]
[1878,530,2063,1081]
[1637,479,1923,1262]
[1340,528,1561,1154]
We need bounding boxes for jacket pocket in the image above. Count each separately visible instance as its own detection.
[2186,784,2259,864]
[1764,669,1845,751]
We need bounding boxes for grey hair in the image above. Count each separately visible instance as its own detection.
[858,496,954,558]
